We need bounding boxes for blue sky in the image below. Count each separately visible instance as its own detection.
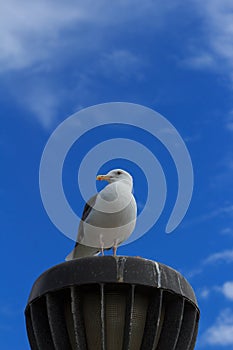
[1,0,233,348]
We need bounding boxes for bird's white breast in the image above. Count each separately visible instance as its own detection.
[80,181,137,249]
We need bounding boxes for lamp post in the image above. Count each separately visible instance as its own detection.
[25,256,199,349]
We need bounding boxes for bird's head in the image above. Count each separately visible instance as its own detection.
[96,169,133,186]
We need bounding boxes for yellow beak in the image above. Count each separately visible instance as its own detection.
[96,175,111,181]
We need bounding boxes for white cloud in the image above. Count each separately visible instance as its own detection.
[186,248,233,279]
[186,0,233,84]
[204,249,233,265]
[185,267,203,279]
[205,281,233,301]
[221,227,233,236]
[0,0,88,128]
[202,309,233,346]
[1,0,233,83]
[199,287,211,299]
[226,122,233,131]
[221,281,233,301]
[99,50,144,80]
[183,52,215,70]
[184,133,201,143]
[198,282,233,301]
[2,0,233,128]
[225,111,233,132]
[0,0,180,73]
[209,153,233,191]
[0,0,175,128]
[185,204,233,228]
[0,0,86,71]
[20,85,61,129]
[205,205,233,220]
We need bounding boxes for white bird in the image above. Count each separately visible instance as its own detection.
[66,169,137,260]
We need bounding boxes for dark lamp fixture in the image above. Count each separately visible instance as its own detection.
[25,256,199,350]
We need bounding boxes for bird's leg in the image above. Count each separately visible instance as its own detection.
[113,245,117,256]
[113,239,119,256]
[100,234,104,256]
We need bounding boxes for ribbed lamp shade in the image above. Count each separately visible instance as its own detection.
[25,256,199,350]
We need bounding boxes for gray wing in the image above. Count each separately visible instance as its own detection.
[65,193,100,260]
[75,193,98,246]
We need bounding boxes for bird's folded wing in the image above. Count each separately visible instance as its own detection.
[75,193,98,246]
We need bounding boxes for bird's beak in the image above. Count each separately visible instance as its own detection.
[96,174,111,182]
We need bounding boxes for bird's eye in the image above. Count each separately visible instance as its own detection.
[117,171,122,175]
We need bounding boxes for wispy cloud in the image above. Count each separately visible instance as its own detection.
[183,52,215,70]
[0,0,89,128]
[184,0,233,85]
[184,133,201,143]
[184,204,233,228]
[220,281,233,301]
[99,50,145,81]
[0,1,157,128]
[2,0,233,129]
[0,1,86,71]
[19,83,62,129]
[0,303,21,333]
[186,248,233,279]
[204,249,233,265]
[198,287,211,299]
[202,309,233,346]
[209,152,233,193]
[199,281,233,301]
[0,0,180,73]
[3,0,233,84]
[226,122,233,132]
[203,205,233,221]
[221,227,233,236]
[225,111,233,132]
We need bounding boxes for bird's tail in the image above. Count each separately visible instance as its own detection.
[65,243,100,261]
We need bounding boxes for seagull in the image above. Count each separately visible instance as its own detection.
[65,169,137,260]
